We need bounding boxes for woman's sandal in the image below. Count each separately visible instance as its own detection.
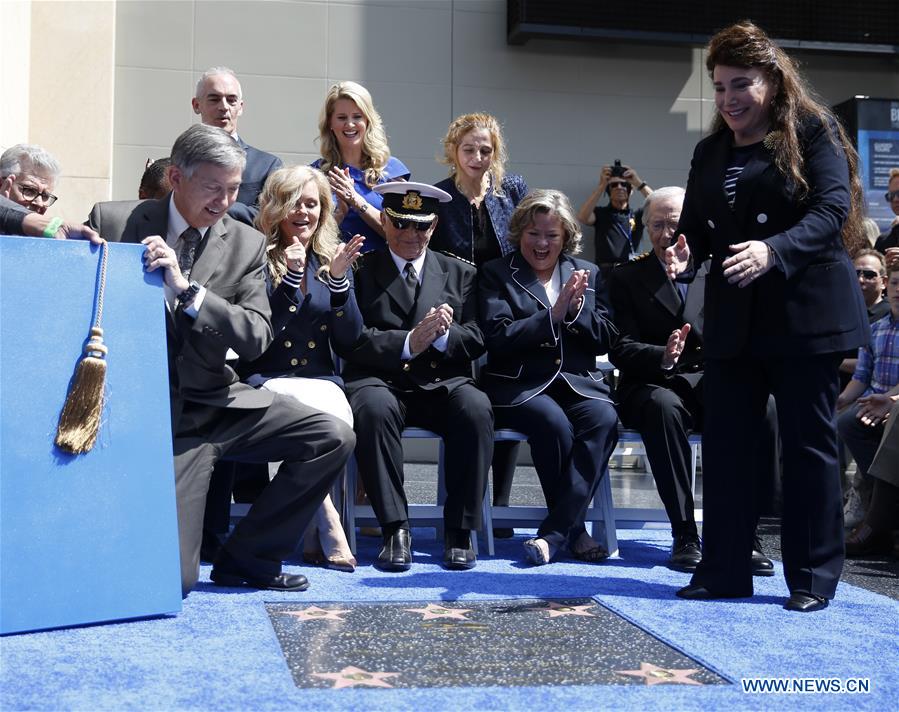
[570,532,609,562]
[523,537,557,566]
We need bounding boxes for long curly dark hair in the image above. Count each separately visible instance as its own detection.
[706,21,866,256]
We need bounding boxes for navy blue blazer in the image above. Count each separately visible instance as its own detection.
[238,253,361,384]
[229,138,283,226]
[431,174,528,263]
[333,248,484,395]
[678,116,869,358]
[478,251,617,407]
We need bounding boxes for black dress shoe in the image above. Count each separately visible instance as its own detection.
[751,549,775,576]
[669,534,702,572]
[751,535,775,576]
[443,530,476,570]
[676,583,748,600]
[210,569,309,591]
[375,529,412,572]
[784,591,828,612]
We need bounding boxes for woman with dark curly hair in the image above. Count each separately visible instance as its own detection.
[667,21,869,612]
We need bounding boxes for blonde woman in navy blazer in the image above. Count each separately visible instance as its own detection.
[237,165,365,571]
[479,189,619,565]
[667,23,870,612]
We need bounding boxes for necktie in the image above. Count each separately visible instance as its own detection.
[178,227,201,277]
[403,262,418,300]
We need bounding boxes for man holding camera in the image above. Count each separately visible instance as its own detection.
[577,161,653,277]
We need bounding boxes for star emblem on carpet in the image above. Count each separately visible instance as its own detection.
[312,665,401,689]
[266,599,727,689]
[281,605,349,622]
[615,662,703,685]
[404,603,473,620]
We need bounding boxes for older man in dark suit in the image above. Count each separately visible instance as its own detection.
[610,187,778,574]
[332,181,493,572]
[87,124,354,596]
[192,66,282,225]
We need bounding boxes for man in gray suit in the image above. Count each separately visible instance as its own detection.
[87,124,354,596]
[192,66,282,225]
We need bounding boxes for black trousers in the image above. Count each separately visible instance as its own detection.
[174,396,354,595]
[348,382,493,531]
[694,354,843,599]
[618,375,780,538]
[495,381,619,545]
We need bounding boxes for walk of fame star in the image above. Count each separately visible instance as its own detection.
[529,601,597,618]
[312,665,401,689]
[616,662,703,685]
[282,605,349,622]
[405,602,472,620]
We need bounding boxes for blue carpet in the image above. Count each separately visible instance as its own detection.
[2,530,896,711]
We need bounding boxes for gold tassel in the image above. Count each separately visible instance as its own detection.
[55,239,110,454]
[55,327,108,454]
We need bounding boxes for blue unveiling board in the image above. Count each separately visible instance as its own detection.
[0,236,182,634]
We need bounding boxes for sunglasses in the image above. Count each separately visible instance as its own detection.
[885,190,899,202]
[389,216,433,232]
[856,269,881,280]
[608,181,630,190]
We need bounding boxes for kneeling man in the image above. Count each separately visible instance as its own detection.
[88,124,354,595]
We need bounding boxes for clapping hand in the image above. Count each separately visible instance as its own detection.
[409,304,453,354]
[328,166,358,210]
[661,323,691,370]
[330,234,365,279]
[665,234,690,280]
[551,269,589,323]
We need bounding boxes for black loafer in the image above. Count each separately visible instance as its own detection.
[443,530,476,570]
[375,529,412,572]
[210,569,309,592]
[669,534,702,572]
[784,591,828,612]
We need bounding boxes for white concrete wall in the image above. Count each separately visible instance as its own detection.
[109,0,899,259]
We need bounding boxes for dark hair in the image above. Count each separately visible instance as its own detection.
[139,157,172,199]
[706,21,866,255]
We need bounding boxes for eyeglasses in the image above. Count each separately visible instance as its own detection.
[608,181,630,190]
[16,183,58,206]
[856,269,881,280]
[389,216,433,232]
[885,190,899,202]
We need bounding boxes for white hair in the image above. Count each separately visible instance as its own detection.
[643,186,685,217]
[0,144,61,179]
[195,66,242,99]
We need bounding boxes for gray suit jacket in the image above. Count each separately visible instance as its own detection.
[87,197,275,427]
[229,138,283,226]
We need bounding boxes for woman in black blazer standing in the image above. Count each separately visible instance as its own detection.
[667,22,869,611]
[431,113,529,536]
[479,189,619,565]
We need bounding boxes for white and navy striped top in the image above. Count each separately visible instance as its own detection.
[724,142,762,209]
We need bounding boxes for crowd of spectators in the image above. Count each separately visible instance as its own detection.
[2,22,896,609]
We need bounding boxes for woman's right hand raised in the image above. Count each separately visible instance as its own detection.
[284,236,306,272]
[331,234,365,278]
[665,234,690,280]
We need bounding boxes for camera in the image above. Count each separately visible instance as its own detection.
[610,159,626,178]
